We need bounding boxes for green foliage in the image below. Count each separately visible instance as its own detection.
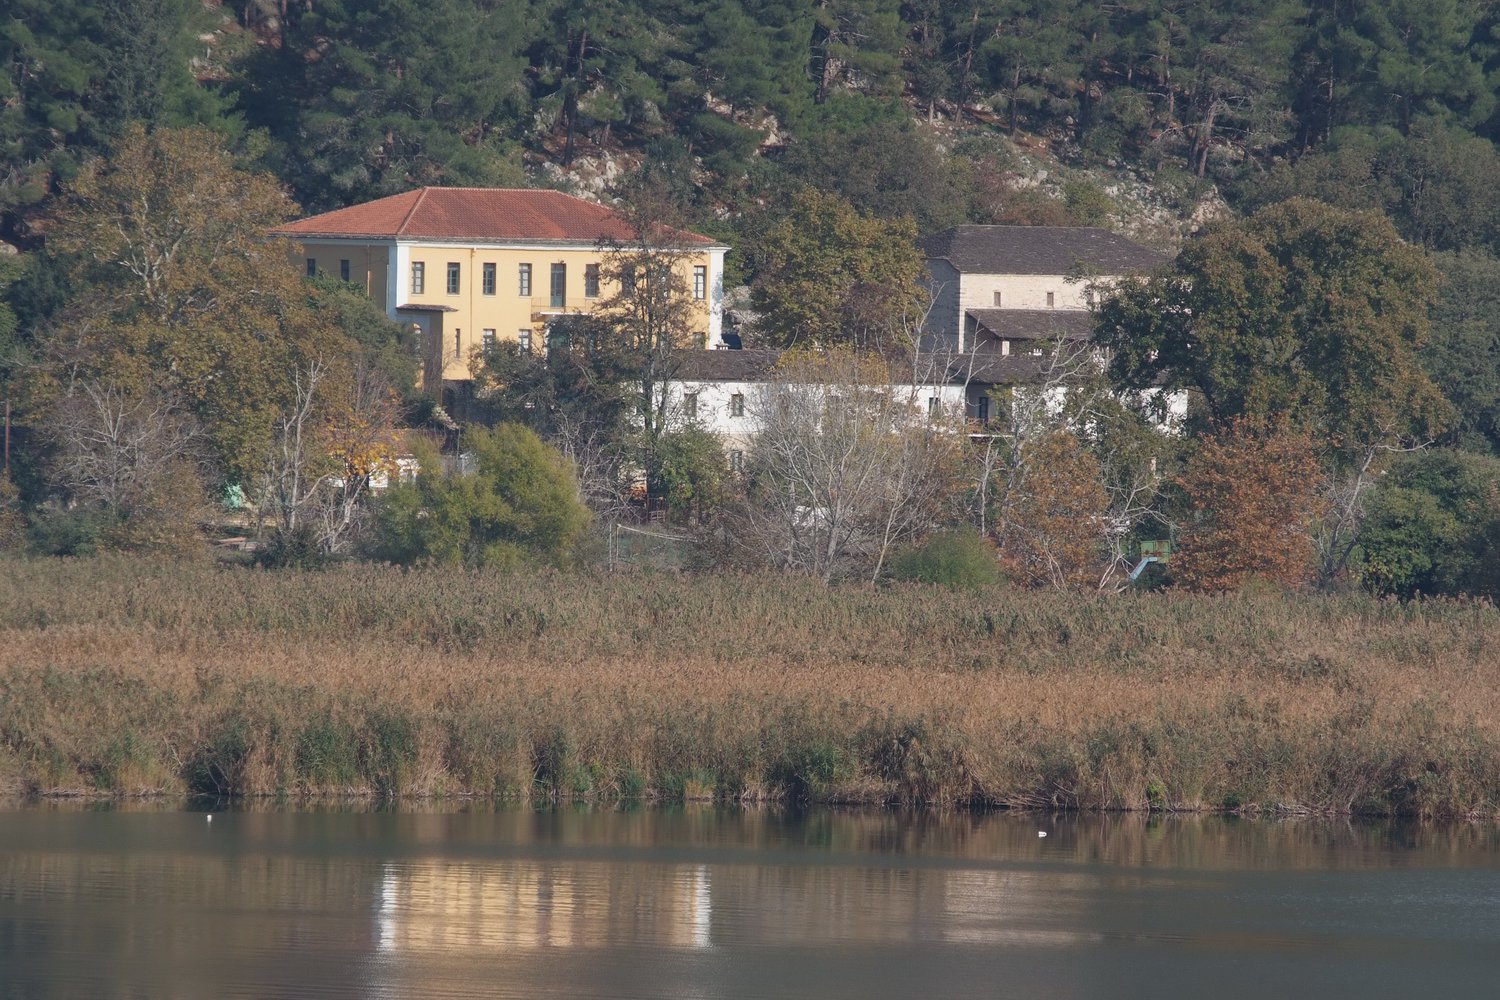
[1096,198,1451,458]
[1424,250,1500,453]
[42,125,351,480]
[653,426,728,522]
[368,424,589,568]
[473,335,633,446]
[888,529,1002,589]
[1244,122,1500,252]
[238,0,531,210]
[748,187,925,350]
[0,0,227,214]
[1358,448,1500,599]
[306,276,418,403]
[778,118,970,231]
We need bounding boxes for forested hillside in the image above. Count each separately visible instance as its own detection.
[7,0,1500,245]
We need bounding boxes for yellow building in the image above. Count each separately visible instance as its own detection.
[273,187,729,395]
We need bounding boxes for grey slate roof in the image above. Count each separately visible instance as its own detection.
[965,308,1093,342]
[673,348,783,382]
[921,225,1165,275]
[671,347,1057,386]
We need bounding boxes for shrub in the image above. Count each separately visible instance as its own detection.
[367,423,590,568]
[888,529,1002,589]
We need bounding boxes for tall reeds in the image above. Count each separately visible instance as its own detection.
[1,556,1497,817]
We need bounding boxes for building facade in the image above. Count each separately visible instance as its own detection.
[919,225,1165,355]
[272,187,730,394]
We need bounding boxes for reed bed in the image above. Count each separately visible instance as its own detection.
[1,556,1497,817]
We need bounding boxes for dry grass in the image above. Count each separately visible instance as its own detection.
[1,556,1498,817]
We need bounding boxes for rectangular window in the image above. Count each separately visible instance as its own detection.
[1046,291,1055,308]
[693,265,707,300]
[518,329,532,353]
[977,394,990,423]
[482,263,496,295]
[729,450,744,473]
[447,262,460,295]
[482,329,496,351]
[729,393,745,418]
[683,393,698,420]
[410,261,425,295]
[621,267,636,296]
[306,258,317,278]
[584,263,600,298]
[993,290,1002,307]
[550,263,566,308]
[1001,340,1011,356]
[518,263,533,296]
[339,259,350,282]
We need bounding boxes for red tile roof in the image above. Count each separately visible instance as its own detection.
[273,187,719,246]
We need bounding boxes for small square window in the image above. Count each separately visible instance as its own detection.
[447,262,461,295]
[518,263,532,296]
[482,263,496,295]
[584,263,600,298]
[683,393,698,420]
[693,265,707,300]
[410,262,425,295]
[339,259,350,282]
[729,393,745,418]
[306,258,317,278]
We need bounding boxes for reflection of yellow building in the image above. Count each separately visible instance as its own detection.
[272,187,730,394]
[377,860,712,954]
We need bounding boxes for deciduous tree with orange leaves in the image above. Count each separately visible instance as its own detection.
[1171,419,1327,592]
[998,429,1112,589]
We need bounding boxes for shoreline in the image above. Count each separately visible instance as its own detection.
[5,786,1497,823]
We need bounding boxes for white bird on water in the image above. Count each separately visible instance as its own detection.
[1037,831,1047,838]
[206,814,213,823]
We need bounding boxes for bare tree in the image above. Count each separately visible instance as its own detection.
[45,379,207,549]
[258,359,328,539]
[737,348,962,584]
[972,328,1171,590]
[258,359,403,556]
[593,186,708,492]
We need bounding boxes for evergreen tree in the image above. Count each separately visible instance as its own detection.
[240,0,532,209]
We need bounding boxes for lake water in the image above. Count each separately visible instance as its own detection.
[1,804,1497,999]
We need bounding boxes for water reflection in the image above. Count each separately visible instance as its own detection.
[1,805,1497,999]
[376,861,713,952]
